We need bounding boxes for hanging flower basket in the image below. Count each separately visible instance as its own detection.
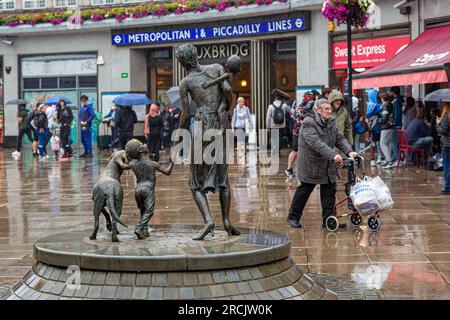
[322,0,375,30]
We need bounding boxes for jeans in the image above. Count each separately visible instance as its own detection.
[81,126,93,154]
[391,127,400,162]
[443,148,450,192]
[37,129,48,156]
[288,181,337,224]
[410,136,434,163]
[380,129,394,162]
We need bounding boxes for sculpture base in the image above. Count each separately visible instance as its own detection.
[2,225,337,300]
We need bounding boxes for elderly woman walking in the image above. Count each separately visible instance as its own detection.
[287,99,357,229]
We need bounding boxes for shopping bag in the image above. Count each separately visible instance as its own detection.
[371,176,394,211]
[51,136,60,152]
[350,177,380,215]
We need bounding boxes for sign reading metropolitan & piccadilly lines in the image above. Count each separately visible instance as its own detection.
[112,16,307,46]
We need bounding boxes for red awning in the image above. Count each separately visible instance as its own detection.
[353,25,450,89]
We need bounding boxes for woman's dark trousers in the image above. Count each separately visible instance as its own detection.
[147,133,161,159]
[288,181,337,225]
[60,125,72,155]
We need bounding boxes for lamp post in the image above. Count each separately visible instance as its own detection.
[346,5,353,111]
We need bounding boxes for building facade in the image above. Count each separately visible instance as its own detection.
[1,0,449,148]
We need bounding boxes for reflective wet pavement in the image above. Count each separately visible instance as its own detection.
[0,148,449,299]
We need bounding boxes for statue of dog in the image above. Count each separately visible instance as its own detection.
[90,150,130,242]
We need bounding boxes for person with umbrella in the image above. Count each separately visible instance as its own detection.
[115,105,138,150]
[78,95,96,158]
[437,101,450,195]
[11,102,33,157]
[56,99,74,158]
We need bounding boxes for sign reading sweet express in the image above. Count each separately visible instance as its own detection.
[112,16,308,46]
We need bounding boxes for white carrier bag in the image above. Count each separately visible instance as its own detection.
[371,176,394,211]
[350,177,380,215]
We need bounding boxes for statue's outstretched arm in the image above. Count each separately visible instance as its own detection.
[178,81,190,130]
[156,161,174,176]
[116,155,131,170]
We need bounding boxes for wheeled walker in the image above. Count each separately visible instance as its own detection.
[325,152,381,233]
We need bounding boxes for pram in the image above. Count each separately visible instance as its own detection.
[325,144,381,232]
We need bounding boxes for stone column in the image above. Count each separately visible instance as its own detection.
[250,39,271,146]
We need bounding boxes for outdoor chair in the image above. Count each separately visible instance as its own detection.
[397,129,426,169]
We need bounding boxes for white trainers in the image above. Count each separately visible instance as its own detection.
[371,160,376,167]
[11,151,20,156]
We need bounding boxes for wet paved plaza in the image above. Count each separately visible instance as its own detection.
[0,147,450,299]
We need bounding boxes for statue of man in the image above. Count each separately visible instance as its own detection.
[175,44,240,240]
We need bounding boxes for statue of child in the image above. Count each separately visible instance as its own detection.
[125,139,174,239]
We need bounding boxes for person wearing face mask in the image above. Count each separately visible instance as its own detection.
[286,99,357,229]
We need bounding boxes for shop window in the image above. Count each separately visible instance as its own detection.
[41,77,58,89]
[78,76,97,88]
[91,0,114,5]
[23,0,46,9]
[122,0,147,3]
[0,0,15,10]
[54,0,77,7]
[23,78,40,90]
[59,77,77,89]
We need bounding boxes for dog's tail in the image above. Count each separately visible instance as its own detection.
[106,193,128,228]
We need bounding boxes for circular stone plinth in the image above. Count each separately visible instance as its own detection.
[2,225,338,300]
[33,225,291,272]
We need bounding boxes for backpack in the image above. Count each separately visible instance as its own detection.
[272,104,285,125]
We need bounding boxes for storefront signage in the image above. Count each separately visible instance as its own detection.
[332,35,411,69]
[112,16,307,46]
[197,43,249,60]
[410,52,450,67]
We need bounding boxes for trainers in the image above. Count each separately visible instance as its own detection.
[285,168,294,178]
[11,151,20,156]
[383,161,394,169]
[370,160,376,167]
[287,218,302,228]
[376,159,382,165]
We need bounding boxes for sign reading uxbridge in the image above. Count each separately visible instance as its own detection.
[112,16,307,46]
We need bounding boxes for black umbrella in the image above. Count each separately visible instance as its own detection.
[424,89,450,102]
[6,99,28,105]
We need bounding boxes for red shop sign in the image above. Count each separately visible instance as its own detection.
[333,35,411,69]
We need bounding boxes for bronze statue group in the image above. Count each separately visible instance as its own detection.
[90,44,241,242]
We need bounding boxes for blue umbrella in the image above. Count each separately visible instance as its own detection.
[113,93,152,107]
[44,96,73,106]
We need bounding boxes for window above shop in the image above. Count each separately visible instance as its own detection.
[91,0,114,5]
[23,0,46,9]
[54,0,78,7]
[0,0,15,11]
[122,0,148,3]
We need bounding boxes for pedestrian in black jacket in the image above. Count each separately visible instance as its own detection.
[146,104,163,161]
[57,99,74,158]
[115,107,138,150]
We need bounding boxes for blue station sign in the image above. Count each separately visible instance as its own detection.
[112,16,307,46]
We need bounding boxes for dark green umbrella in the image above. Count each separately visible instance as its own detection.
[6,99,28,105]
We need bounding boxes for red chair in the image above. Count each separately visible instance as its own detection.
[397,129,426,168]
